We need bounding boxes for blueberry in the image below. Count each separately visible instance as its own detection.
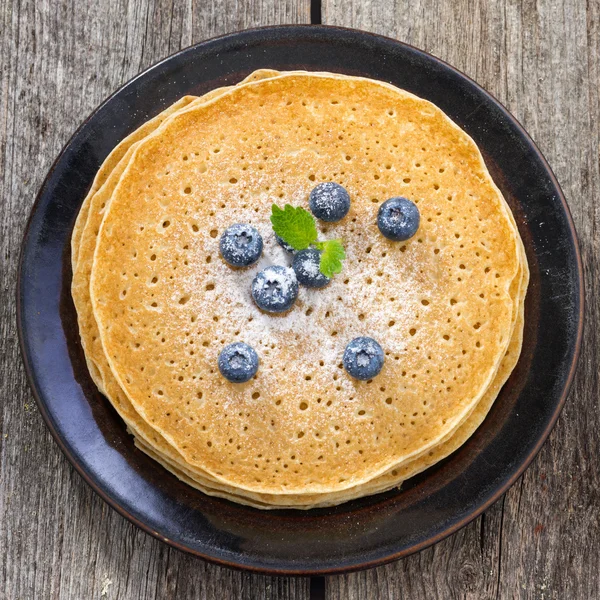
[220,223,263,267]
[309,182,351,222]
[275,234,296,254]
[377,197,420,241]
[218,342,259,383]
[292,248,330,288]
[343,337,385,380]
[251,265,299,313]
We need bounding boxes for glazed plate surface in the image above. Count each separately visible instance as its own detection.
[18,25,583,574]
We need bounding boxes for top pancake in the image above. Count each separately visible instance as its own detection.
[72,72,526,509]
[90,72,520,495]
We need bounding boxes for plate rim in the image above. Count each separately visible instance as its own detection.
[17,24,584,575]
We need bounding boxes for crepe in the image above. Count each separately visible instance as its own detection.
[87,72,523,497]
[76,74,524,506]
[73,70,527,507]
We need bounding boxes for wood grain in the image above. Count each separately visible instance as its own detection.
[2,0,599,598]
[0,1,310,599]
[322,1,600,598]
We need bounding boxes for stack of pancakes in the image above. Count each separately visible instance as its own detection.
[72,70,528,509]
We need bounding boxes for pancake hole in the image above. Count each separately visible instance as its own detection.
[252,392,260,400]
[443,334,450,341]
[299,402,308,410]
[179,295,190,305]
[210,229,218,238]
[229,177,238,184]
[473,322,481,329]
[409,328,417,336]
[421,299,429,306]
[297,431,305,438]
[184,187,192,194]
[388,320,395,327]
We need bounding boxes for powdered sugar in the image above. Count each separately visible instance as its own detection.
[299,256,319,277]
[180,206,418,391]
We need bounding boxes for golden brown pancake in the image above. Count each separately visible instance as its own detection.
[87,72,523,497]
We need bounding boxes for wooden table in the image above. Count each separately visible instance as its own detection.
[1,1,598,598]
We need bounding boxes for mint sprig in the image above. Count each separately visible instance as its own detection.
[271,204,346,278]
[315,240,346,278]
[270,204,318,250]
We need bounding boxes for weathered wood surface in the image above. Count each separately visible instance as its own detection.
[1,0,598,598]
[323,1,600,599]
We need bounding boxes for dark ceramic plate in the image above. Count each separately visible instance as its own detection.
[18,25,583,575]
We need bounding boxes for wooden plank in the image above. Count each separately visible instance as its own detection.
[0,1,310,599]
[322,1,600,598]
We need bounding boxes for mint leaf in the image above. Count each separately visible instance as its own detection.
[270,204,346,278]
[317,239,346,278]
[270,204,318,250]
